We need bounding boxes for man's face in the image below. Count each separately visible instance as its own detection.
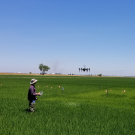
[33,82,36,85]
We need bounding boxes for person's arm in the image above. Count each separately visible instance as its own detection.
[31,86,38,96]
[36,92,41,96]
[31,85,41,96]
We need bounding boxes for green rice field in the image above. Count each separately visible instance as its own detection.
[0,75,135,135]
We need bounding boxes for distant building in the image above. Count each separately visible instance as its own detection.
[55,73,61,75]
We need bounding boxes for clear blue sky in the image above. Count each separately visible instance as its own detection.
[0,0,135,76]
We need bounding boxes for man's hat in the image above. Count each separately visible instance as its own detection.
[30,79,38,84]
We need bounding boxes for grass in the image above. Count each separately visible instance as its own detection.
[0,75,135,134]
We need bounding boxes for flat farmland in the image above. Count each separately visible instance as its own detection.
[0,75,135,135]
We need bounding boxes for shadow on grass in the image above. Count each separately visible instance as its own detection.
[25,109,30,112]
[24,108,39,113]
[130,96,135,100]
[101,93,127,98]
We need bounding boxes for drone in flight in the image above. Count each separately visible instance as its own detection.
[79,65,90,72]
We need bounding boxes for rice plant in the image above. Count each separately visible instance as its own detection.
[0,75,135,135]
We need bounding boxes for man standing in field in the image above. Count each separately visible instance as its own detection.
[28,79,41,112]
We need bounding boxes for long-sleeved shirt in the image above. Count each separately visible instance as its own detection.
[28,85,37,102]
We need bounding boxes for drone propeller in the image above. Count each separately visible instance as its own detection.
[81,68,83,72]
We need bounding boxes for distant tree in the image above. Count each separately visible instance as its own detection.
[29,72,32,74]
[39,63,50,75]
[97,74,102,77]
[39,63,43,72]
